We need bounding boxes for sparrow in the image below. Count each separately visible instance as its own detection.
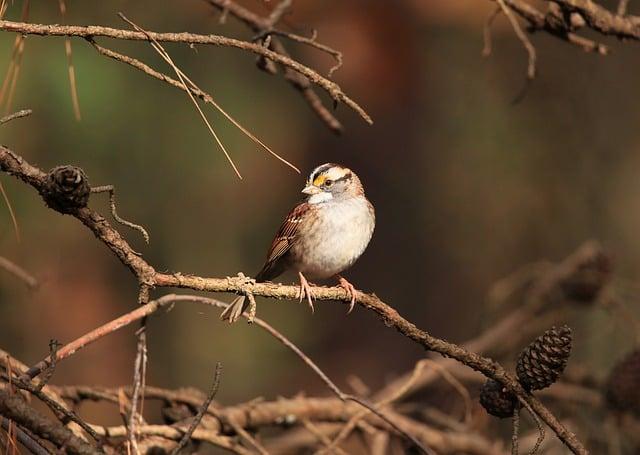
[221,163,375,322]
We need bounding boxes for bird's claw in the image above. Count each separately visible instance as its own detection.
[338,276,358,314]
[298,272,315,313]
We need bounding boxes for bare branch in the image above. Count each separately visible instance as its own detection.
[0,145,587,454]
[0,108,31,124]
[497,0,536,79]
[0,389,99,455]
[203,0,345,133]
[90,185,149,244]
[0,19,372,125]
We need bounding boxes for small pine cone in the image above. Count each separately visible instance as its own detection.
[41,165,90,213]
[606,349,640,416]
[516,325,572,391]
[479,379,518,418]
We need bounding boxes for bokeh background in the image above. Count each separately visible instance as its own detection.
[1,0,639,426]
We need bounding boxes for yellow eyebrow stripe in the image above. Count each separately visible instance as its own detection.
[313,174,327,186]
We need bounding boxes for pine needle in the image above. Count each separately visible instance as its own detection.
[58,0,81,121]
[0,180,20,243]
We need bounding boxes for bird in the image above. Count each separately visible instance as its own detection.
[221,163,375,323]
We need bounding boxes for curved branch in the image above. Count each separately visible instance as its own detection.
[0,145,587,454]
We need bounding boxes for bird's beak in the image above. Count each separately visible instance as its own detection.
[302,185,322,195]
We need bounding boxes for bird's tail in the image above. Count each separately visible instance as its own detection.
[220,295,248,323]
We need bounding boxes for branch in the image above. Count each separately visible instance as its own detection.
[0,389,99,455]
[54,388,502,455]
[0,147,586,453]
[0,19,371,125]
[203,0,345,134]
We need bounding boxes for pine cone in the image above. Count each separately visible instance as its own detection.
[479,379,517,418]
[41,165,90,213]
[516,325,572,391]
[606,349,640,416]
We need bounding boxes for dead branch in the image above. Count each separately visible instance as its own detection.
[0,146,586,454]
[0,19,371,125]
[0,389,99,455]
[203,0,345,134]
[54,388,503,455]
[0,108,31,124]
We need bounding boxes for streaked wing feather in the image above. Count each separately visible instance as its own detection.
[256,202,309,280]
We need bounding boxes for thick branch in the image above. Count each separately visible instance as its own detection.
[0,389,99,454]
[0,145,587,454]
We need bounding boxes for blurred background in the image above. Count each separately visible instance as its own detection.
[0,0,639,427]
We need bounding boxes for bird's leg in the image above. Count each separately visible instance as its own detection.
[298,272,315,313]
[337,275,358,314]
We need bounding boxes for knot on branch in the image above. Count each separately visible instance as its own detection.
[606,348,640,416]
[41,165,90,214]
[516,325,572,391]
[479,379,518,418]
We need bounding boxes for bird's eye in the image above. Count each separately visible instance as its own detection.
[324,179,333,187]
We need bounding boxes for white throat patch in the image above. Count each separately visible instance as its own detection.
[308,192,333,204]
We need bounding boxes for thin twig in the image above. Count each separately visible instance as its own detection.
[496,0,536,79]
[512,407,520,455]
[518,397,545,455]
[33,340,59,392]
[127,327,146,455]
[170,362,222,455]
[0,256,37,289]
[0,19,372,124]
[0,109,31,125]
[255,29,343,77]
[90,185,149,243]
[202,0,345,133]
[482,6,502,57]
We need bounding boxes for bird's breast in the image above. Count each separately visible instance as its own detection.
[291,197,374,279]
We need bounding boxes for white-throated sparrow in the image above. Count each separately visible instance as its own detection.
[221,163,375,322]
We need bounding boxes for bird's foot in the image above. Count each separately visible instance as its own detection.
[298,272,315,313]
[337,276,358,314]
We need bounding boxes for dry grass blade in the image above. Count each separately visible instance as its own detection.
[0,256,37,289]
[0,0,29,114]
[118,13,242,180]
[0,181,19,243]
[118,12,299,176]
[89,40,299,174]
[58,0,81,121]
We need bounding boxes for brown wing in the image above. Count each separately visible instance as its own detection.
[255,202,310,282]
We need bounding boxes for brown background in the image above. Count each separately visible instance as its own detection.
[0,0,638,426]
